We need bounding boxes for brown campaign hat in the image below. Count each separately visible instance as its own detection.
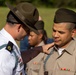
[54,8,76,23]
[5,2,39,34]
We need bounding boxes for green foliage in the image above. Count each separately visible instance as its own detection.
[0,0,5,6]
[1,0,76,8]
[53,0,76,8]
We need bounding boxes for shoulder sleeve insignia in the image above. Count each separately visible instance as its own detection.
[6,41,13,52]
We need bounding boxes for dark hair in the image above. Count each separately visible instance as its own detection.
[28,29,48,49]
[6,11,23,24]
[38,29,48,44]
[66,22,76,31]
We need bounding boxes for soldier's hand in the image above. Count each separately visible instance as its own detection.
[42,42,54,54]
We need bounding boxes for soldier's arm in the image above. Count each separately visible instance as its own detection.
[21,42,54,64]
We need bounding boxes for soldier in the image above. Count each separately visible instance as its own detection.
[25,20,47,75]
[0,2,54,75]
[43,8,76,75]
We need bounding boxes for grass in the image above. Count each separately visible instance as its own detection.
[0,7,76,38]
[0,7,57,38]
[0,7,9,29]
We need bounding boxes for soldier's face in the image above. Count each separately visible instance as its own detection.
[52,23,73,48]
[16,24,29,41]
[28,31,40,47]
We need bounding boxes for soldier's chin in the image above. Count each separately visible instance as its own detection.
[54,42,59,45]
[55,43,64,48]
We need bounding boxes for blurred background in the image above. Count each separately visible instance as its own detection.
[0,0,76,40]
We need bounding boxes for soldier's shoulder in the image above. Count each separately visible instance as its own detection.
[6,41,14,52]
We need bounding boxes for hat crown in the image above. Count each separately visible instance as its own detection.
[54,8,76,23]
[16,2,39,25]
[5,2,39,34]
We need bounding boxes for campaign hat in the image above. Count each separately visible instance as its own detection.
[5,2,39,34]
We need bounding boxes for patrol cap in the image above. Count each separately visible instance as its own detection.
[54,8,76,23]
[5,2,39,34]
[34,20,44,30]
[30,20,44,34]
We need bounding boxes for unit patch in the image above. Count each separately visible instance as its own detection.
[6,41,13,52]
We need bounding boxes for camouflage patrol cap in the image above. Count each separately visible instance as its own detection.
[54,8,76,23]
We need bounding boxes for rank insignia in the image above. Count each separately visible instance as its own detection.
[33,61,38,65]
[61,68,70,71]
[6,41,13,52]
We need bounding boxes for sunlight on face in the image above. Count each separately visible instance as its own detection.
[52,23,73,48]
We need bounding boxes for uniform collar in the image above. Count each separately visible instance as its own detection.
[29,41,45,49]
[65,39,76,55]
[54,39,76,55]
[0,28,19,50]
[37,41,45,46]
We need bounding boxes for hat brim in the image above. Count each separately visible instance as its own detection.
[5,2,39,34]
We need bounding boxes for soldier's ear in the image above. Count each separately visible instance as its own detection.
[72,29,76,38]
[17,24,22,32]
[39,33,43,39]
